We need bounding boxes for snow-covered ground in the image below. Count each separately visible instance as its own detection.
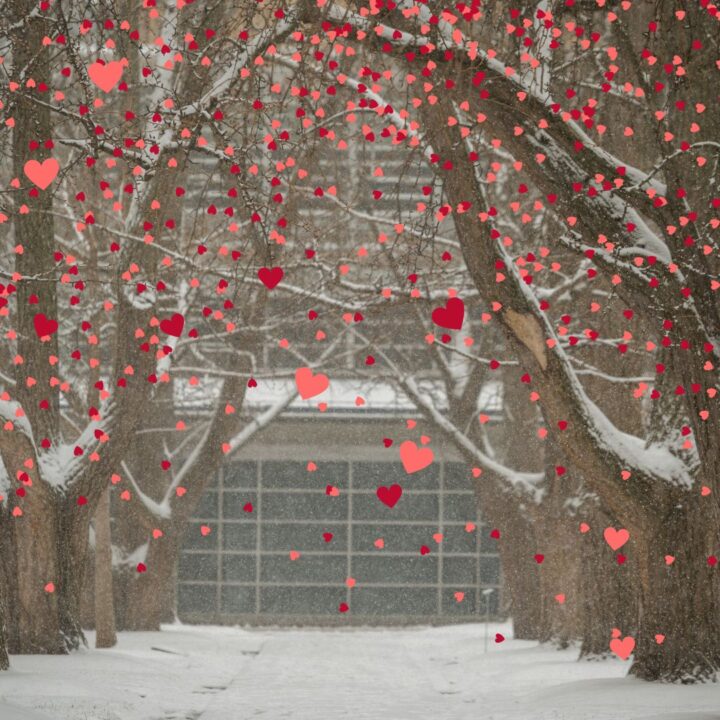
[1,623,719,720]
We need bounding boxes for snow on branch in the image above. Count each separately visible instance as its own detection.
[401,375,545,503]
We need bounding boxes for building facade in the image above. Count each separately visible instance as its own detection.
[176,411,505,625]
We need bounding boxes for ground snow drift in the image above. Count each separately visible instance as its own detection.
[1,623,719,719]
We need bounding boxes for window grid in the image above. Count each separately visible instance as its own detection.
[178,460,503,621]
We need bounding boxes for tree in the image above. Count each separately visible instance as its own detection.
[1,0,718,685]
[303,0,718,682]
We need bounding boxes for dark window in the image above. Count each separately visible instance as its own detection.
[260,586,345,615]
[220,586,256,614]
[262,492,348,521]
[351,523,436,553]
[443,492,476,522]
[441,588,478,616]
[178,553,217,582]
[223,492,258,520]
[480,556,501,585]
[262,461,348,490]
[177,583,217,614]
[182,522,218,551]
[352,492,438,522]
[351,555,438,584]
[261,523,347,552]
[442,557,477,585]
[223,462,258,489]
[222,523,257,551]
[351,587,437,616]
[261,554,346,583]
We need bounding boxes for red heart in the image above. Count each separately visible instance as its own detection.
[24,158,60,190]
[399,440,434,474]
[295,367,329,399]
[160,313,184,337]
[431,297,465,330]
[33,312,58,338]
[322,532,334,543]
[88,60,124,92]
[258,266,284,289]
[376,484,402,508]
[495,633,505,643]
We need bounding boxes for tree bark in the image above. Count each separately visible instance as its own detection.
[94,487,117,648]
[578,507,638,660]
[125,535,179,631]
[495,504,541,640]
[419,93,720,682]
[630,500,720,683]
[11,487,65,654]
[0,547,9,670]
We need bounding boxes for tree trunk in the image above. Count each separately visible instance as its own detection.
[630,499,720,683]
[12,488,65,654]
[0,550,9,670]
[94,487,117,648]
[125,536,179,631]
[579,507,637,660]
[491,501,541,640]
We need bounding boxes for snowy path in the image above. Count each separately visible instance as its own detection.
[200,628,467,719]
[2,624,720,720]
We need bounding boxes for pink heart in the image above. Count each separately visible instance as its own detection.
[454,591,465,602]
[295,367,329,399]
[609,635,635,660]
[400,440,434,474]
[24,158,60,190]
[88,60,124,92]
[603,527,630,551]
[376,484,402,508]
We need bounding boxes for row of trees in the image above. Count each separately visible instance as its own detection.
[0,0,718,683]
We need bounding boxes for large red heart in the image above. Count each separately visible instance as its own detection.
[160,313,185,338]
[295,367,329,399]
[33,312,58,339]
[88,60,124,92]
[609,635,635,660]
[376,484,402,508]
[400,440,434,474]
[258,266,284,289]
[431,297,465,330]
[24,158,60,190]
[603,527,629,551]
